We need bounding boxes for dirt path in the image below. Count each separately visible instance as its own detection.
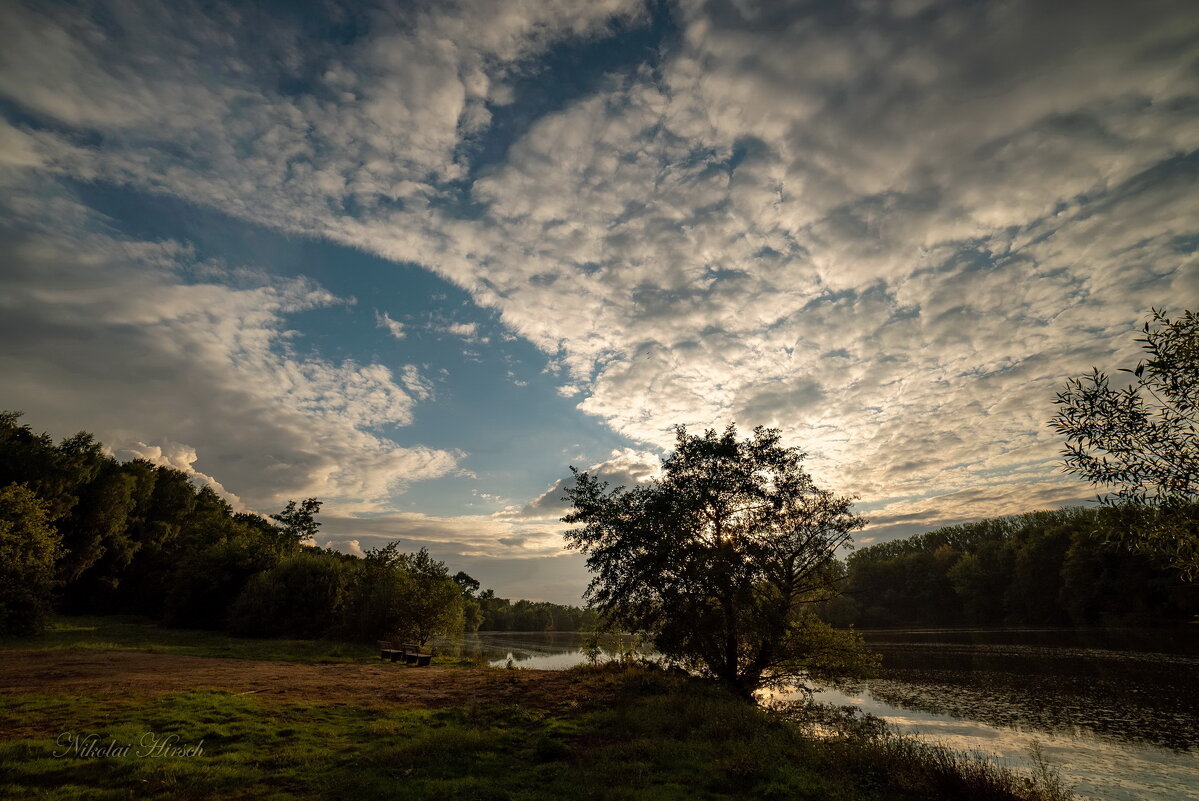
[0,649,603,712]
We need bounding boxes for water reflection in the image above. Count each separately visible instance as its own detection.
[434,629,1199,801]
[805,685,1199,801]
[858,629,1199,752]
[433,631,647,670]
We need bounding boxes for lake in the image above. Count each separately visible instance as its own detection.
[435,628,1199,801]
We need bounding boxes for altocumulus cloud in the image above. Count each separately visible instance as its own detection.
[0,174,461,512]
[1,0,1198,594]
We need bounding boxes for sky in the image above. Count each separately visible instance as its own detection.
[0,0,1196,604]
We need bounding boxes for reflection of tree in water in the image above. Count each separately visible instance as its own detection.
[863,663,1199,752]
[435,632,652,664]
[435,632,583,661]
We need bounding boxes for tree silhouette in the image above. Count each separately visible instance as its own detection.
[1051,308,1198,577]
[564,424,876,697]
[270,498,323,544]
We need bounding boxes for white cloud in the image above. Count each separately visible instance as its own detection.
[116,440,245,509]
[399,364,434,402]
[508,447,661,520]
[319,509,568,559]
[324,539,366,558]
[0,174,458,512]
[442,321,479,339]
[375,310,406,339]
[2,0,1196,550]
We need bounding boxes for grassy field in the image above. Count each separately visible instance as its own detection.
[0,617,1072,801]
[0,616,379,664]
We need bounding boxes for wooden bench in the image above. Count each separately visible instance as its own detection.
[377,640,432,667]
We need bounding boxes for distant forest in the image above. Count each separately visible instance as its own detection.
[477,595,598,632]
[0,412,589,639]
[822,507,1197,628]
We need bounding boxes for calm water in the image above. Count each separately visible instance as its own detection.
[436,628,1199,801]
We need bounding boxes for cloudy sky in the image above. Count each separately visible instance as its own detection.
[1,0,1195,603]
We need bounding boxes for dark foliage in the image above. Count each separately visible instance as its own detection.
[0,412,470,644]
[226,550,355,637]
[475,594,598,632]
[826,507,1197,628]
[1051,308,1199,577]
[394,547,464,645]
[269,498,323,545]
[0,484,62,635]
[564,424,875,696]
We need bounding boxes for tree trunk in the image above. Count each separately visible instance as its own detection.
[722,594,738,689]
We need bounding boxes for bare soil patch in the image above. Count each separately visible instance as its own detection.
[0,649,601,714]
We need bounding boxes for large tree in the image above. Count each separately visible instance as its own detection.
[1050,308,1198,577]
[563,424,876,698]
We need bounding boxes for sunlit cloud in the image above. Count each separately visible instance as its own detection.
[1,0,1196,600]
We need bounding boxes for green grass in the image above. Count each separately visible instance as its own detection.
[1,618,1072,800]
[0,616,378,664]
[0,666,1072,801]
[1,681,825,801]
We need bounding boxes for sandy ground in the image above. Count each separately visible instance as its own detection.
[0,649,602,713]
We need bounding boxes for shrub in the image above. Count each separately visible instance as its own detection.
[163,533,279,630]
[227,550,356,638]
[0,483,62,636]
[339,552,415,642]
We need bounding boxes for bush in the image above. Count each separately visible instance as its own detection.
[339,555,415,642]
[228,550,356,638]
[0,484,62,636]
[396,548,464,646]
[337,544,465,645]
[163,533,280,630]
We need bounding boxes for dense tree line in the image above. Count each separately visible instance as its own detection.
[475,593,598,632]
[0,412,469,643]
[822,507,1197,628]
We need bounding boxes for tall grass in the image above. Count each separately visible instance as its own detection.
[774,693,1075,801]
[582,663,1076,801]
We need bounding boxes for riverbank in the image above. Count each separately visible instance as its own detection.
[1,617,1073,800]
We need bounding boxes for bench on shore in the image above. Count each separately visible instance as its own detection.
[377,640,432,667]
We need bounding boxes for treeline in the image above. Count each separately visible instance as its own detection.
[0,412,471,642]
[823,507,1197,628]
[476,593,598,631]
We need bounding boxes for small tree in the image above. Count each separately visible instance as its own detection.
[227,550,355,638]
[270,498,323,545]
[453,571,484,632]
[339,543,415,642]
[397,548,464,646]
[1050,309,1198,577]
[0,484,62,636]
[563,424,877,698]
[453,570,480,596]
